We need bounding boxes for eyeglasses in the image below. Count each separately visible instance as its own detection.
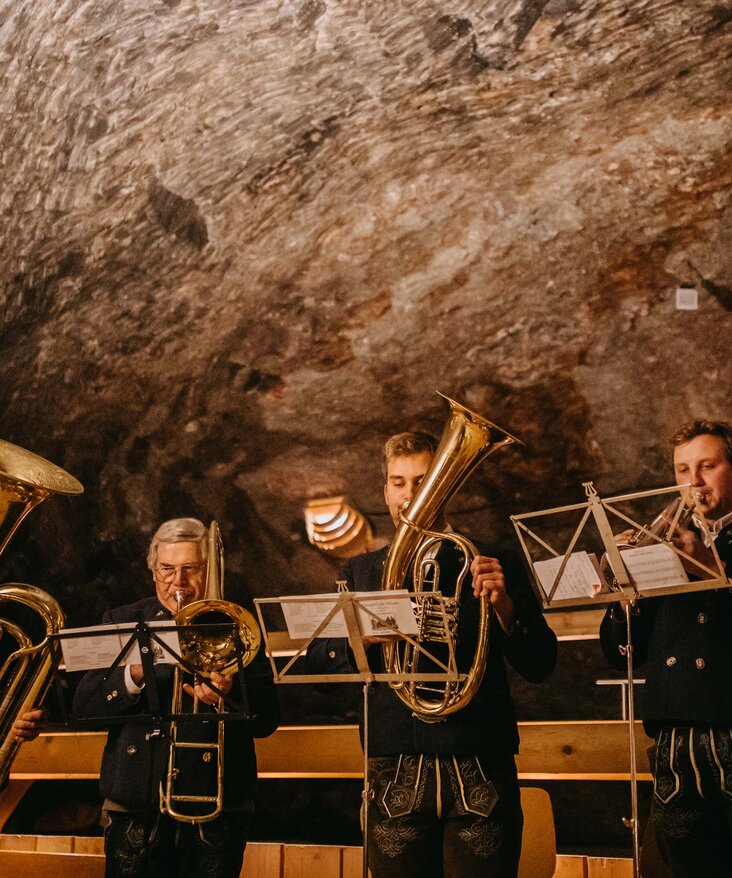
[153,563,206,584]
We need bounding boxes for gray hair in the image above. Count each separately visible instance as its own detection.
[146,518,208,570]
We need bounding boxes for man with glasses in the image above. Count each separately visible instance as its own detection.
[74,518,279,878]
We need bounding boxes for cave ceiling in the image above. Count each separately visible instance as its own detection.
[0,0,730,625]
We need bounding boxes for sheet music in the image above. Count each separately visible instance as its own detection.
[281,590,419,639]
[59,622,180,672]
[619,543,689,590]
[533,552,603,601]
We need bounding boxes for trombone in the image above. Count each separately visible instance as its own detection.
[160,521,261,824]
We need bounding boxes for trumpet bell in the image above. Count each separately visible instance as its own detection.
[176,598,261,676]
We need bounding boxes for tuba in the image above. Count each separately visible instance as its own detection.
[160,521,261,823]
[0,439,83,786]
[382,394,522,720]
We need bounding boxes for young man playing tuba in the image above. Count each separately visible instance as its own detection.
[307,431,557,878]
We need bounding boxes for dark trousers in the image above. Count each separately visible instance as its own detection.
[103,810,249,878]
[651,727,732,878]
[366,754,523,878]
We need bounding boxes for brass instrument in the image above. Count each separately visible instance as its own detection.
[622,493,696,548]
[381,394,522,720]
[160,521,261,823]
[0,439,83,786]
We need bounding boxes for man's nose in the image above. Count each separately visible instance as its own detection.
[690,468,705,485]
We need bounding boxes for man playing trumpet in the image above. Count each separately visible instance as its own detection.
[601,419,732,878]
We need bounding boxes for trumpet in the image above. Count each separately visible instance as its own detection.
[622,493,696,548]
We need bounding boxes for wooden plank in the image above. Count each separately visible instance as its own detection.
[255,725,363,778]
[341,845,363,878]
[546,608,604,640]
[9,733,104,779]
[242,842,283,878]
[0,850,105,877]
[554,855,587,877]
[283,844,342,878]
[0,833,37,850]
[587,857,633,877]
[518,788,555,878]
[516,721,653,780]
[35,835,74,852]
[8,721,654,781]
[73,837,104,855]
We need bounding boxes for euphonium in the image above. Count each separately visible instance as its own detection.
[0,439,83,786]
[382,394,522,720]
[160,520,261,823]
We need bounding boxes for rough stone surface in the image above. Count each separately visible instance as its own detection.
[1,0,730,850]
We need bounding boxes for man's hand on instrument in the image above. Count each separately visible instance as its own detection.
[12,707,49,743]
[670,524,718,575]
[184,671,233,705]
[470,555,514,632]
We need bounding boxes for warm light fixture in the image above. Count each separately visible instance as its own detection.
[304,495,372,558]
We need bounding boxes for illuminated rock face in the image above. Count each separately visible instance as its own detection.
[0,1,730,625]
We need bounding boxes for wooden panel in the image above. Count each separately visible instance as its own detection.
[8,721,654,782]
[0,850,105,877]
[554,855,587,876]
[546,609,604,640]
[0,833,37,850]
[73,837,104,855]
[242,842,283,877]
[10,733,104,779]
[341,845,363,878]
[35,835,74,852]
[518,788,555,878]
[255,725,363,778]
[516,721,653,780]
[283,844,343,878]
[587,857,633,877]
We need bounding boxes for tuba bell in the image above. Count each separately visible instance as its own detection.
[0,439,83,786]
[160,520,261,823]
[382,394,522,720]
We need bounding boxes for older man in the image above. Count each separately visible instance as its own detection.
[308,431,557,878]
[601,420,732,878]
[74,517,279,878]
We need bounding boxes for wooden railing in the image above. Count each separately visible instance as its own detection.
[1,719,646,876]
[7,719,652,782]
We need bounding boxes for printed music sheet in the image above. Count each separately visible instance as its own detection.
[280,590,419,640]
[59,621,181,671]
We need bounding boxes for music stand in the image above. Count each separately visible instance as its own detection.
[254,588,462,878]
[510,481,731,878]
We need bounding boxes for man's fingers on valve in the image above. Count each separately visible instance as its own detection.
[470,555,505,598]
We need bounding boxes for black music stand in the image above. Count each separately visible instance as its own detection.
[511,481,730,878]
[254,588,461,878]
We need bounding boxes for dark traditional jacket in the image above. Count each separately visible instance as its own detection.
[600,525,732,735]
[306,542,557,759]
[73,596,279,811]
